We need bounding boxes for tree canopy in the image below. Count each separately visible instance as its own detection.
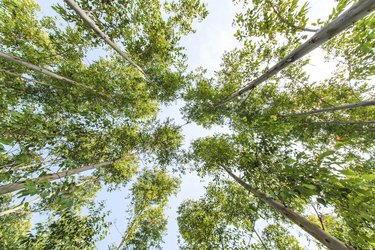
[0,0,374,249]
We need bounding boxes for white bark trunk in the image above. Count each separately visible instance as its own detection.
[0,197,41,216]
[0,161,113,195]
[219,0,375,105]
[222,166,354,250]
[283,100,375,117]
[0,52,110,99]
[64,0,149,81]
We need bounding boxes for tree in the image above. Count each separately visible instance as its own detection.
[0,0,205,247]
[181,2,374,246]
[253,224,304,250]
[20,206,110,250]
[178,181,259,249]
[116,168,180,250]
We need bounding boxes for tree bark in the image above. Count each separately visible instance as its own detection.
[283,100,375,117]
[219,0,375,105]
[0,52,110,99]
[116,209,145,250]
[310,121,375,125]
[64,0,149,81]
[221,166,354,250]
[0,161,113,195]
[0,177,95,216]
[0,197,41,216]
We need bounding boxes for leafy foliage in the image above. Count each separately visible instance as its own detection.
[117,169,180,249]
[1,0,374,248]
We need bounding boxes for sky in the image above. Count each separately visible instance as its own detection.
[34,0,338,249]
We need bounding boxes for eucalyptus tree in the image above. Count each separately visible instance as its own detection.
[19,205,110,250]
[54,0,209,102]
[178,181,261,249]
[0,0,200,198]
[116,168,180,250]
[178,180,307,250]
[181,1,374,248]
[0,0,206,248]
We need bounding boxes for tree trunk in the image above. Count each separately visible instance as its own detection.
[219,0,375,105]
[310,121,375,125]
[283,100,375,117]
[0,197,41,216]
[0,52,110,99]
[0,161,113,195]
[0,177,95,216]
[116,209,145,250]
[221,166,354,250]
[64,0,149,81]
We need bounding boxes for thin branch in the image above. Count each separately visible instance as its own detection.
[284,72,335,107]
[116,209,145,250]
[0,197,41,216]
[254,228,268,250]
[0,69,55,88]
[311,202,325,231]
[0,161,114,195]
[267,0,318,32]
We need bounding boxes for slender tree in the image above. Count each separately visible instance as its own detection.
[219,0,375,105]
[63,0,148,79]
[116,169,180,250]
[0,51,109,98]
[222,165,353,250]
[0,161,113,195]
[282,100,375,117]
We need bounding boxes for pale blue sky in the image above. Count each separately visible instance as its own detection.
[33,1,337,249]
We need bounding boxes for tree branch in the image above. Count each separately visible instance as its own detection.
[267,0,318,32]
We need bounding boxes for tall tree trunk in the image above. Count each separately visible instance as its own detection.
[0,52,110,99]
[283,100,375,117]
[0,197,41,216]
[310,121,375,125]
[64,0,149,81]
[0,177,95,216]
[0,161,113,195]
[116,209,145,250]
[221,166,354,250]
[219,0,375,105]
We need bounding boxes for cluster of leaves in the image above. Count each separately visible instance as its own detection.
[20,204,110,250]
[178,181,303,249]
[116,168,180,250]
